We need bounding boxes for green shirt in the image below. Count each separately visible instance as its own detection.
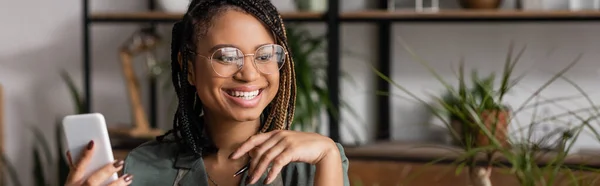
[123,136,350,186]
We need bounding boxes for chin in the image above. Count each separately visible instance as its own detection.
[230,112,262,122]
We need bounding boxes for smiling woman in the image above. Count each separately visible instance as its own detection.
[63,0,349,186]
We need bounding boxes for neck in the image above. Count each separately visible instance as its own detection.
[203,111,259,163]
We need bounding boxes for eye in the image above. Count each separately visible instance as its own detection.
[213,48,242,64]
[216,55,240,63]
[256,53,273,61]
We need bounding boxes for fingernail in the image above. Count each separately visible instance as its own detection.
[113,160,124,167]
[87,140,94,150]
[123,174,133,182]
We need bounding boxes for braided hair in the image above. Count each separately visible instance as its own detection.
[158,0,296,157]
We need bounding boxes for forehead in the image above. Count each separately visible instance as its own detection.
[200,9,275,52]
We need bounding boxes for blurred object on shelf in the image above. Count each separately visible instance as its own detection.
[388,0,440,12]
[416,0,439,12]
[569,0,600,10]
[157,0,190,13]
[459,0,502,9]
[109,27,164,139]
[293,0,327,12]
[520,0,544,10]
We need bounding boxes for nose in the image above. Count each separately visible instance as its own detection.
[233,55,260,82]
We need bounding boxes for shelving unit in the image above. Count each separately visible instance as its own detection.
[82,0,600,144]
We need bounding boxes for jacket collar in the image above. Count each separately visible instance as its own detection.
[174,150,199,169]
[173,151,283,186]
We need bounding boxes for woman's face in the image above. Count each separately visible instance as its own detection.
[190,9,281,122]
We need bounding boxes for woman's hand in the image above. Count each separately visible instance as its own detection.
[65,140,134,186]
[230,130,341,185]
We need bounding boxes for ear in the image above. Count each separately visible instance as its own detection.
[178,52,196,86]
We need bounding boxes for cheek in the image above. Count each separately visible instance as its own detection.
[193,65,222,104]
[267,72,280,94]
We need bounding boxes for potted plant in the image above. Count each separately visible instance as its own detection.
[373,40,598,186]
[442,70,511,150]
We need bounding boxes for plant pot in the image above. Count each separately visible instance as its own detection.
[157,0,190,13]
[450,109,510,148]
[459,0,503,9]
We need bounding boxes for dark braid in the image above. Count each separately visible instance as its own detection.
[157,0,297,157]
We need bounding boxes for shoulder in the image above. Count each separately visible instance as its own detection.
[281,142,350,186]
[122,139,181,185]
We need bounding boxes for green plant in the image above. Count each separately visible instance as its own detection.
[30,122,70,186]
[1,70,85,186]
[440,68,513,150]
[284,24,364,143]
[31,70,82,186]
[1,152,22,186]
[285,24,331,132]
[373,40,600,186]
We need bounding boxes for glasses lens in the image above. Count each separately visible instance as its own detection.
[211,47,243,77]
[254,44,285,74]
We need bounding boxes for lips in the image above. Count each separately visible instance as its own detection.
[222,87,265,108]
[225,89,261,100]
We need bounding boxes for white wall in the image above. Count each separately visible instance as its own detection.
[0,0,146,185]
[2,0,600,185]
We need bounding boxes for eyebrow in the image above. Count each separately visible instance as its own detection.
[208,43,274,53]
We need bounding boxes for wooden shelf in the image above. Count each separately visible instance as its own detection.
[345,10,600,18]
[340,10,600,22]
[89,11,325,23]
[344,142,600,168]
[89,10,600,23]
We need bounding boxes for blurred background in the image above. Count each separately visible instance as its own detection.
[3,0,600,185]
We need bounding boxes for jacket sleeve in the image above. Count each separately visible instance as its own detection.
[281,143,350,186]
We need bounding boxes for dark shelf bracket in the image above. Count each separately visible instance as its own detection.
[147,0,158,129]
[375,0,392,141]
[327,0,341,142]
[83,0,91,113]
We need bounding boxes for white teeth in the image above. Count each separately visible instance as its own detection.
[229,90,260,100]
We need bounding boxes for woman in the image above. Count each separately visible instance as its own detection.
[64,0,349,185]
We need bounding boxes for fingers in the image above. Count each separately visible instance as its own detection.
[107,174,133,186]
[247,133,286,180]
[86,160,125,185]
[231,130,281,159]
[264,152,291,184]
[248,146,288,185]
[68,140,96,182]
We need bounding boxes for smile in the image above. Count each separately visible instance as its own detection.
[222,88,265,108]
[226,89,261,100]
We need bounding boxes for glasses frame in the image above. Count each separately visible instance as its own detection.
[189,44,288,77]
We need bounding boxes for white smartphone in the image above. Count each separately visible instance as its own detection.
[62,113,118,185]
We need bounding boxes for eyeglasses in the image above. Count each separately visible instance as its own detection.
[193,44,287,77]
